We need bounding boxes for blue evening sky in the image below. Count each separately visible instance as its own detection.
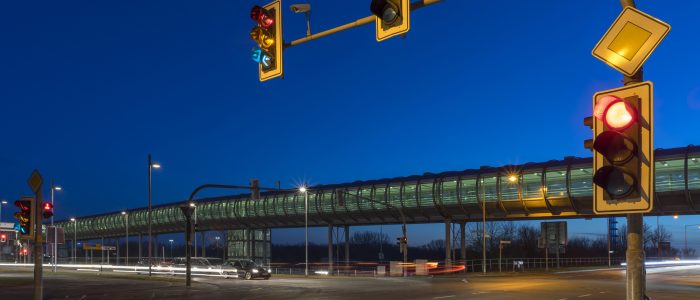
[1,1,699,249]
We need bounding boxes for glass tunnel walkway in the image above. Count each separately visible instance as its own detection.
[57,145,700,240]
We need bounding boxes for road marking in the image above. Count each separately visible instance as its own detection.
[461,279,469,284]
[557,298,568,300]
[578,294,592,298]
[250,288,263,291]
[433,295,456,299]
[600,291,607,294]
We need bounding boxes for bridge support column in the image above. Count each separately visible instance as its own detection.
[201,231,206,258]
[344,225,350,266]
[328,224,333,274]
[101,237,104,264]
[445,219,452,270]
[138,233,142,261]
[460,221,466,266]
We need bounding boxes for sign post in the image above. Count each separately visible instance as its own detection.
[27,170,43,300]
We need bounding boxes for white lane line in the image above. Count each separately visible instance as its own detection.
[557,298,568,300]
[599,291,607,294]
[433,296,455,299]
[250,288,262,291]
[578,294,592,298]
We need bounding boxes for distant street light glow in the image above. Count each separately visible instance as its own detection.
[299,186,307,193]
[70,218,76,222]
[53,186,62,191]
[151,163,161,169]
[508,175,517,183]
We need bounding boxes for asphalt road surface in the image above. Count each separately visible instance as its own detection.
[1,266,699,299]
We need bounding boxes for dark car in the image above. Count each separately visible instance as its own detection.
[221,259,271,280]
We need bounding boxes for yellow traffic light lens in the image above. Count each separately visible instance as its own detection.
[250,27,274,50]
[605,101,636,130]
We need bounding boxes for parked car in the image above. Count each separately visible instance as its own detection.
[221,259,271,280]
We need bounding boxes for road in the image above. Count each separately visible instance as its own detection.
[1,266,699,299]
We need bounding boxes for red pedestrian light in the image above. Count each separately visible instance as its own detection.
[250,5,274,28]
[0,234,6,243]
[43,202,54,219]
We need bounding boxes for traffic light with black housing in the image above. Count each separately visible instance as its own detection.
[587,82,654,214]
[42,202,54,219]
[250,1,283,81]
[13,197,34,239]
[370,0,410,41]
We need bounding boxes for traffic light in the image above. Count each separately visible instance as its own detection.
[588,82,654,214]
[370,0,410,42]
[13,197,34,239]
[42,202,54,219]
[250,1,283,82]
[0,233,6,243]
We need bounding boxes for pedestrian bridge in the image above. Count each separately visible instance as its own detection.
[57,145,700,240]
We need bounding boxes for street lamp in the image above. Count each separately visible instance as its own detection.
[50,181,62,271]
[684,224,700,258]
[70,218,76,263]
[0,200,7,222]
[122,211,129,265]
[169,239,174,258]
[148,154,161,276]
[299,186,308,277]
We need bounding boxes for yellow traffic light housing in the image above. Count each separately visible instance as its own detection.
[370,0,410,42]
[14,196,35,240]
[250,1,283,82]
[591,81,654,214]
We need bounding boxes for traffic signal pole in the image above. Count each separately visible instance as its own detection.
[33,189,43,300]
[619,1,646,300]
[283,0,442,49]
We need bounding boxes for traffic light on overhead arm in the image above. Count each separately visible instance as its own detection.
[370,0,410,42]
[589,82,654,214]
[250,1,284,82]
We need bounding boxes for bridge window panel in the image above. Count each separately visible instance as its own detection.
[320,191,333,213]
[389,185,402,209]
[257,197,267,217]
[246,199,257,219]
[689,155,700,189]
[402,182,418,208]
[655,158,685,192]
[284,194,296,216]
[521,171,543,199]
[357,187,373,212]
[418,181,434,208]
[479,175,498,202]
[570,167,593,197]
[440,178,458,206]
[272,194,283,217]
[459,178,477,204]
[235,199,246,218]
[344,189,360,212]
[264,195,275,217]
[295,193,307,216]
[374,186,387,210]
[500,174,520,201]
[545,168,568,198]
[308,192,320,215]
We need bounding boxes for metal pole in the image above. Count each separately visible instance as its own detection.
[626,214,645,300]
[617,0,646,297]
[304,190,308,277]
[685,225,688,258]
[328,223,333,275]
[607,218,612,268]
[125,213,129,265]
[73,222,76,263]
[499,244,502,272]
[51,179,56,272]
[33,189,44,300]
[344,225,350,266]
[460,221,466,267]
[482,181,487,273]
[284,0,443,49]
[445,219,451,270]
[148,154,152,276]
[194,207,197,257]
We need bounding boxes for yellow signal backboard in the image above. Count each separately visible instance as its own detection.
[376,0,410,42]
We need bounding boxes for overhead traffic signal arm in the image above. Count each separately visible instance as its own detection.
[591,82,654,214]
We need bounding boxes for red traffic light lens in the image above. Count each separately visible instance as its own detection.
[605,101,636,130]
[594,96,637,131]
[43,202,53,211]
[250,5,274,28]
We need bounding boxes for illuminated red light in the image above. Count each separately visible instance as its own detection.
[43,202,53,211]
[250,6,274,28]
[594,95,636,130]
